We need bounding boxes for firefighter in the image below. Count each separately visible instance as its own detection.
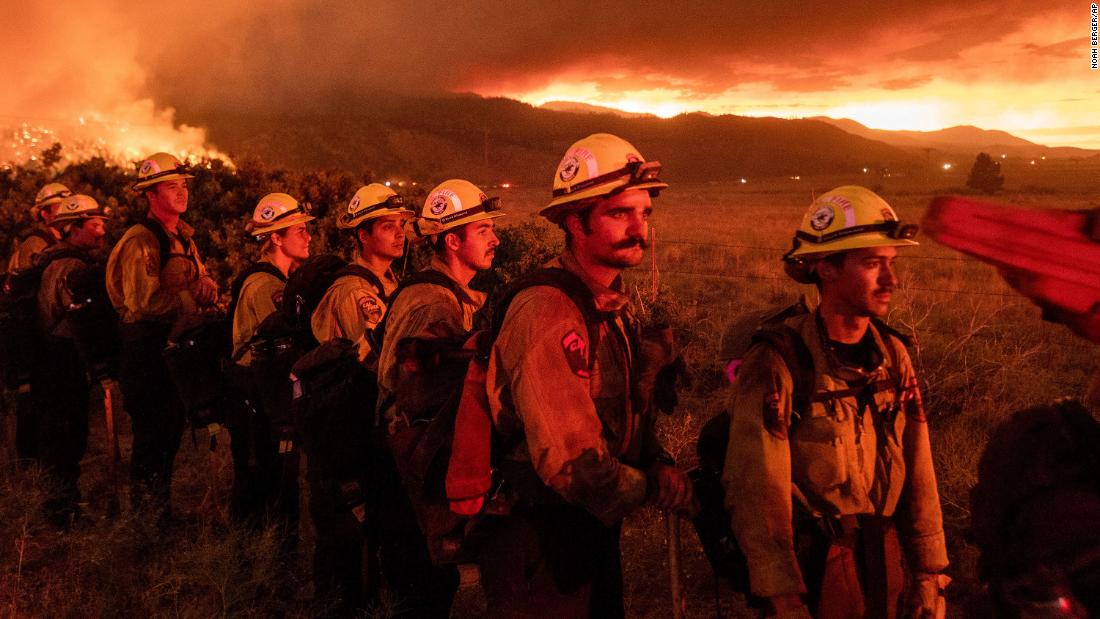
[312,183,412,362]
[304,183,410,612]
[479,133,693,617]
[225,193,313,528]
[724,186,949,618]
[106,152,218,517]
[8,182,72,466]
[374,178,504,617]
[7,182,70,271]
[31,194,111,526]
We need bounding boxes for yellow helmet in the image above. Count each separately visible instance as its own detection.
[31,182,73,220]
[337,183,413,230]
[407,179,505,240]
[540,133,667,224]
[783,185,918,283]
[246,193,315,238]
[132,152,195,191]
[51,194,111,227]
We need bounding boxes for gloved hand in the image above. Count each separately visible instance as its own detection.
[911,572,950,619]
[191,275,219,307]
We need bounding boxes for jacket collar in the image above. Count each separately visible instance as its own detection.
[557,251,630,313]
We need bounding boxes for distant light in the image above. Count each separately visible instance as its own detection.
[1040,155,1046,160]
[862,167,869,173]
[789,175,800,180]
[740,178,747,184]
[1030,160,1036,165]
[1001,154,1006,159]
[942,163,952,170]
[398,181,406,187]
[411,182,418,186]
[501,183,512,189]
[384,181,392,187]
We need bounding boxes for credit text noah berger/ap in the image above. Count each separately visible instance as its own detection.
[1092,3,1098,69]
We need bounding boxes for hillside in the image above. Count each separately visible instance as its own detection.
[811,117,1095,159]
[172,93,919,185]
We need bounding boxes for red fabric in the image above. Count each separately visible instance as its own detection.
[446,340,493,510]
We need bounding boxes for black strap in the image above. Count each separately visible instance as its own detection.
[489,267,615,373]
[227,262,287,322]
[335,264,389,303]
[137,217,196,269]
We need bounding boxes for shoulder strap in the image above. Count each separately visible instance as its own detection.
[335,264,389,303]
[136,218,173,267]
[228,262,287,321]
[750,324,816,417]
[397,269,461,305]
[20,228,57,247]
[489,267,610,371]
[870,318,909,390]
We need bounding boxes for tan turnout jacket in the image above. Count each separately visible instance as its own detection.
[722,312,948,597]
[486,252,668,526]
[312,256,398,364]
[231,258,286,365]
[106,218,208,324]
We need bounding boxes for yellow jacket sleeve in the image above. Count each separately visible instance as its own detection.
[494,286,647,526]
[722,344,807,597]
[107,229,181,322]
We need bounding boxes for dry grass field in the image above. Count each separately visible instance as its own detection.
[2,157,1098,617]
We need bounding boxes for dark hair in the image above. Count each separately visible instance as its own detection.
[561,198,599,249]
[811,252,850,289]
[432,224,468,255]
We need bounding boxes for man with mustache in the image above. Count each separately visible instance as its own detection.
[477,133,693,617]
[31,194,111,526]
[375,178,504,617]
[724,186,948,618]
[106,152,219,519]
[306,183,411,612]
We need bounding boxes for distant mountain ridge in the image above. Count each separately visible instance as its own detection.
[171,93,1093,184]
[810,117,1093,158]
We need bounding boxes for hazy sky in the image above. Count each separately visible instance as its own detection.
[2,0,1097,158]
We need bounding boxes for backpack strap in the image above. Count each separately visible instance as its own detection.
[136,217,196,269]
[750,324,816,418]
[335,263,389,303]
[227,261,287,323]
[373,268,461,350]
[489,267,612,373]
[19,228,58,247]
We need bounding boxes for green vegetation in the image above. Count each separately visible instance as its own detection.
[2,147,1098,617]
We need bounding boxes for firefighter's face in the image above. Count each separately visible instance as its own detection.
[577,190,651,269]
[146,179,189,216]
[820,246,899,318]
[69,218,108,250]
[360,214,407,262]
[275,223,311,263]
[452,219,499,271]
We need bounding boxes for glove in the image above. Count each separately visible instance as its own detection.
[911,572,951,619]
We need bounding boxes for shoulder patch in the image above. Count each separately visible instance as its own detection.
[561,329,590,378]
[359,295,383,322]
[143,249,158,276]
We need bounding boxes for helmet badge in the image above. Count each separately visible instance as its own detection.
[429,195,449,216]
[559,155,580,182]
[259,205,276,221]
[810,205,834,231]
[348,195,361,214]
[140,160,160,175]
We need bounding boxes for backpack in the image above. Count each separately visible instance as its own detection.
[690,303,910,594]
[0,247,88,389]
[388,267,612,565]
[64,261,122,379]
[226,261,287,327]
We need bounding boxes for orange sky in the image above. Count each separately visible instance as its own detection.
[1,0,1098,161]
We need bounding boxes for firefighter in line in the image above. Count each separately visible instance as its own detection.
[312,183,411,362]
[8,181,72,467]
[480,133,693,617]
[31,194,111,526]
[7,182,70,271]
[723,186,949,618]
[306,183,411,611]
[375,178,505,617]
[226,193,313,527]
[106,152,219,518]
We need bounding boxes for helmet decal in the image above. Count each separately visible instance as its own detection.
[881,208,897,222]
[810,204,835,231]
[348,195,361,213]
[559,155,580,182]
[65,199,81,211]
[430,188,460,215]
[259,205,276,221]
[140,159,160,175]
